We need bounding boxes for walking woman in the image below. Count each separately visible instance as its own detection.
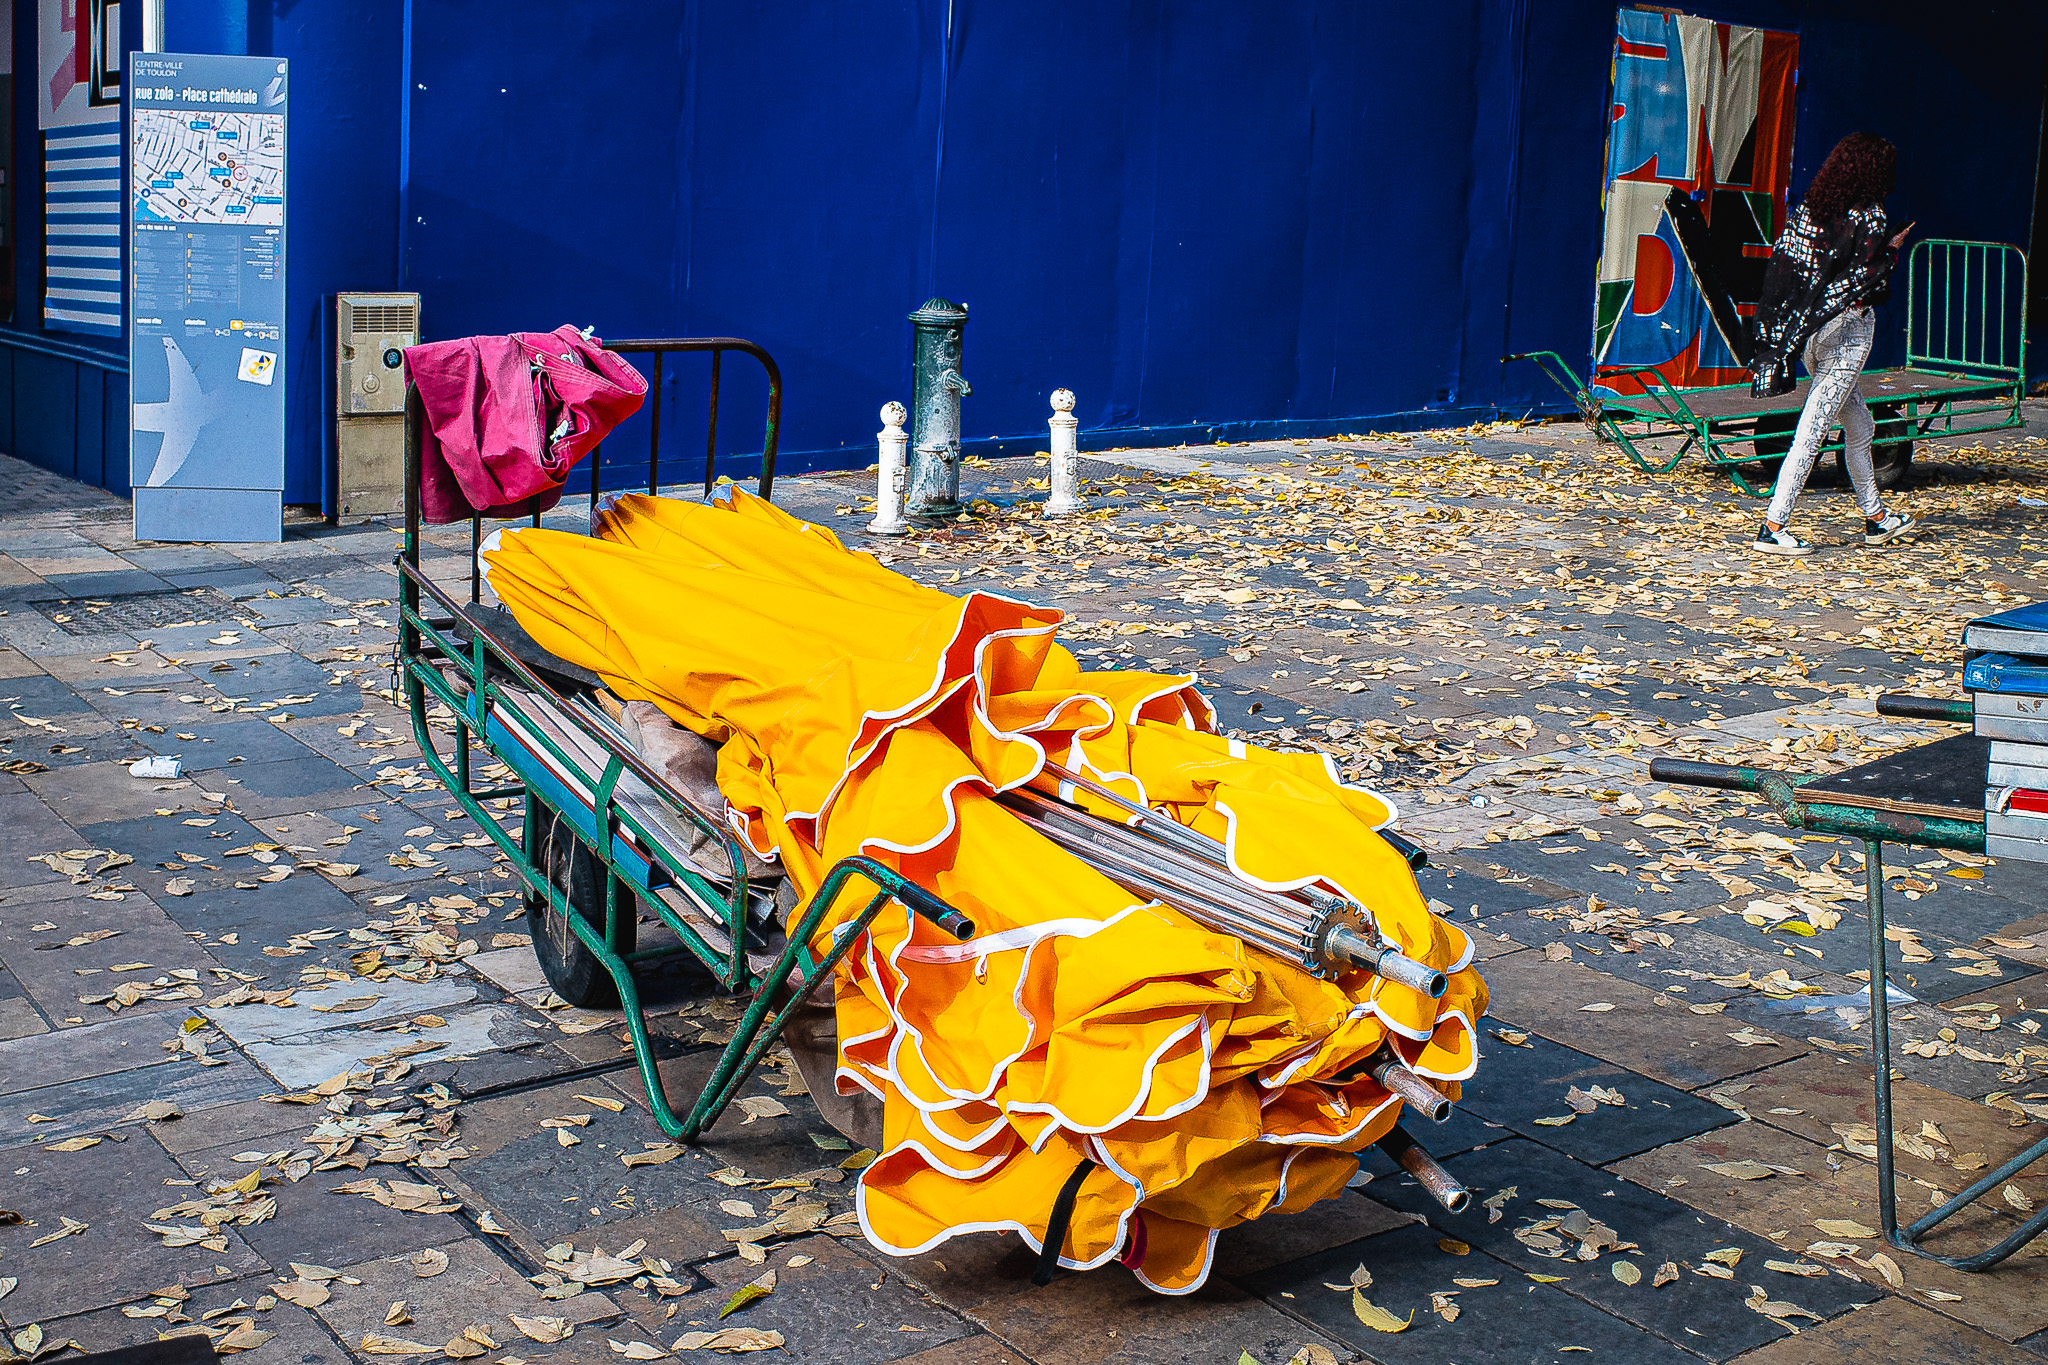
[1747,132,1915,556]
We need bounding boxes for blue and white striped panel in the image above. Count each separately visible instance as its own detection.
[44,126,122,336]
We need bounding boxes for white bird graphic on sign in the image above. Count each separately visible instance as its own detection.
[133,337,213,487]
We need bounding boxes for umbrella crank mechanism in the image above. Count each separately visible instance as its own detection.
[1028,761,1449,998]
[1320,920,1447,997]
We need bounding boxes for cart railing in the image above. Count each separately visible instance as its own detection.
[435,338,782,607]
[391,333,972,1140]
[1906,239,2028,379]
[396,539,760,981]
[395,537,973,1138]
[600,337,783,502]
[396,339,783,991]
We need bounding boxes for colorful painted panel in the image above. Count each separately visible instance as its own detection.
[1593,10,1797,393]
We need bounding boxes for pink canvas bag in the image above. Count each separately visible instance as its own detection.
[406,325,648,523]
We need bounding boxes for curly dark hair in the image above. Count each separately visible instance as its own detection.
[1802,132,1897,224]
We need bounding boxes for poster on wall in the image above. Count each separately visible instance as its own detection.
[127,51,288,543]
[39,0,125,334]
[1593,10,1799,394]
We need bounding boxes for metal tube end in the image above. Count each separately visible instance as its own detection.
[1375,1123,1472,1215]
[1375,947,1449,999]
[894,883,976,941]
[1325,927,1449,998]
[1379,827,1428,871]
[1367,1051,1453,1123]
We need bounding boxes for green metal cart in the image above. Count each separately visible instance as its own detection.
[1510,239,2028,496]
[394,336,974,1140]
[1652,694,2048,1271]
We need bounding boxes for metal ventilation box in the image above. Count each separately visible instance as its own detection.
[334,292,421,518]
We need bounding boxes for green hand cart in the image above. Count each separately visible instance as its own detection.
[1652,694,2048,1270]
[1510,239,2028,496]
[394,336,975,1140]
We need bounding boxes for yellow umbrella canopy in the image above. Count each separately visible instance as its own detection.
[484,489,1486,1294]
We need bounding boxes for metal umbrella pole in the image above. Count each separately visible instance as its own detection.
[1376,1124,1472,1212]
[993,764,1469,1208]
[1014,766,1447,996]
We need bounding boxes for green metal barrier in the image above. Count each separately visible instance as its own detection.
[1907,239,2029,377]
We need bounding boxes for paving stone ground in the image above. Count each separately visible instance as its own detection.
[3,409,2048,1363]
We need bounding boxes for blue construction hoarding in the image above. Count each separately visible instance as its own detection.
[0,3,2040,508]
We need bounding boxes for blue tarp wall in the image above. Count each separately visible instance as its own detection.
[4,0,2045,505]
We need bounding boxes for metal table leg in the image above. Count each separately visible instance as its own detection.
[1868,839,1906,1244]
[1867,837,2048,1269]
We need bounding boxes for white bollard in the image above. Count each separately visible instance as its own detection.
[1045,388,1082,516]
[869,401,912,535]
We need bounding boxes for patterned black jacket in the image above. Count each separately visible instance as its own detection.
[1748,203,1896,397]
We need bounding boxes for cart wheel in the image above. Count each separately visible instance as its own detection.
[526,807,639,1009]
[1813,405,1911,490]
[1864,440,1913,489]
[1742,411,1798,491]
[1864,406,1913,490]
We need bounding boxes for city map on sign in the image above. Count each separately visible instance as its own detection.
[131,110,285,225]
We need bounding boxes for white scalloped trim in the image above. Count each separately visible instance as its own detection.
[556,490,1493,1293]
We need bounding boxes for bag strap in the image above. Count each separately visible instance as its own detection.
[1031,1158,1097,1287]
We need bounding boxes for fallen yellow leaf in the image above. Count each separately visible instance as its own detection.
[1351,1289,1413,1333]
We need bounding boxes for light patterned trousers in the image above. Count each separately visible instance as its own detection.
[1765,306,1884,527]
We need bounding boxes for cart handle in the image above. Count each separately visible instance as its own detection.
[1502,351,1604,429]
[1502,350,1585,393]
[1647,757,1765,793]
[854,858,976,941]
[1875,693,1973,725]
[1648,755,1817,828]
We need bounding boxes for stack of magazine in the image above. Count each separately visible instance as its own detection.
[1965,601,2048,861]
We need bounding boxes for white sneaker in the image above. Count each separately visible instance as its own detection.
[1864,510,1915,545]
[1753,522,1812,557]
